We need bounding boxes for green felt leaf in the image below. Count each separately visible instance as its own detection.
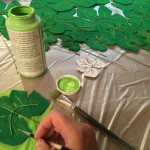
[124,11,150,31]
[74,17,97,31]
[42,8,57,18]
[112,14,128,26]
[73,0,96,7]
[77,7,98,22]
[65,30,87,42]
[0,1,6,10]
[0,27,9,39]
[96,0,110,5]
[98,6,112,18]
[50,0,74,11]
[68,42,80,51]
[0,15,5,25]
[0,90,49,146]
[5,1,21,13]
[112,2,134,11]
[44,40,50,51]
[30,0,49,8]
[85,32,107,51]
[113,0,134,5]
[115,32,140,51]
[44,31,57,43]
[46,21,65,34]
[132,2,150,15]
[60,34,80,51]
[99,29,115,45]
[58,8,76,16]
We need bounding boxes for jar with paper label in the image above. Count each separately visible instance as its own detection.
[6,6,47,77]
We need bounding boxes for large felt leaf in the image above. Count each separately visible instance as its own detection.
[0,90,49,146]
[73,0,96,7]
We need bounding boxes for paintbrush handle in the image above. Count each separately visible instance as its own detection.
[74,106,134,150]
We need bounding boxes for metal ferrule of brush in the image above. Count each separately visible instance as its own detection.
[60,95,76,109]
[56,99,76,109]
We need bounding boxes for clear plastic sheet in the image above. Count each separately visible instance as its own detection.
[0,1,150,150]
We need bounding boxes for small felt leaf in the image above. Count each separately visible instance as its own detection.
[0,1,6,10]
[46,21,65,34]
[58,8,76,16]
[50,0,74,11]
[0,15,5,25]
[0,90,49,145]
[65,31,87,42]
[98,29,115,45]
[85,33,107,51]
[44,31,57,43]
[98,6,112,18]
[74,17,97,31]
[0,27,9,39]
[112,14,128,26]
[77,7,98,22]
[5,1,21,13]
[60,35,80,51]
[44,40,50,51]
[68,42,80,51]
[42,8,57,18]
[132,2,150,15]
[73,0,96,7]
[30,0,46,8]
[115,32,139,51]
[113,0,134,5]
[96,0,110,5]
[112,2,134,11]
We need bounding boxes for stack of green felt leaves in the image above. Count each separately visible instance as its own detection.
[0,0,150,52]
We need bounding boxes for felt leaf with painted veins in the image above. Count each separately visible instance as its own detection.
[0,90,49,146]
[76,57,105,77]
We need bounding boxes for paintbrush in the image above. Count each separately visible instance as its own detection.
[19,129,71,150]
[50,89,134,150]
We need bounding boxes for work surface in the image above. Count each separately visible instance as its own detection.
[0,0,150,150]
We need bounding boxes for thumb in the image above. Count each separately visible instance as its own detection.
[36,138,50,150]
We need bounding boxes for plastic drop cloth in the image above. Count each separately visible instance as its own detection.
[0,0,150,150]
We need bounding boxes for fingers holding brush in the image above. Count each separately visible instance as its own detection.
[35,109,99,150]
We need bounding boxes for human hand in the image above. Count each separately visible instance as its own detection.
[35,109,99,150]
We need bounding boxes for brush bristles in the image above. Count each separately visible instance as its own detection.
[50,89,61,99]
